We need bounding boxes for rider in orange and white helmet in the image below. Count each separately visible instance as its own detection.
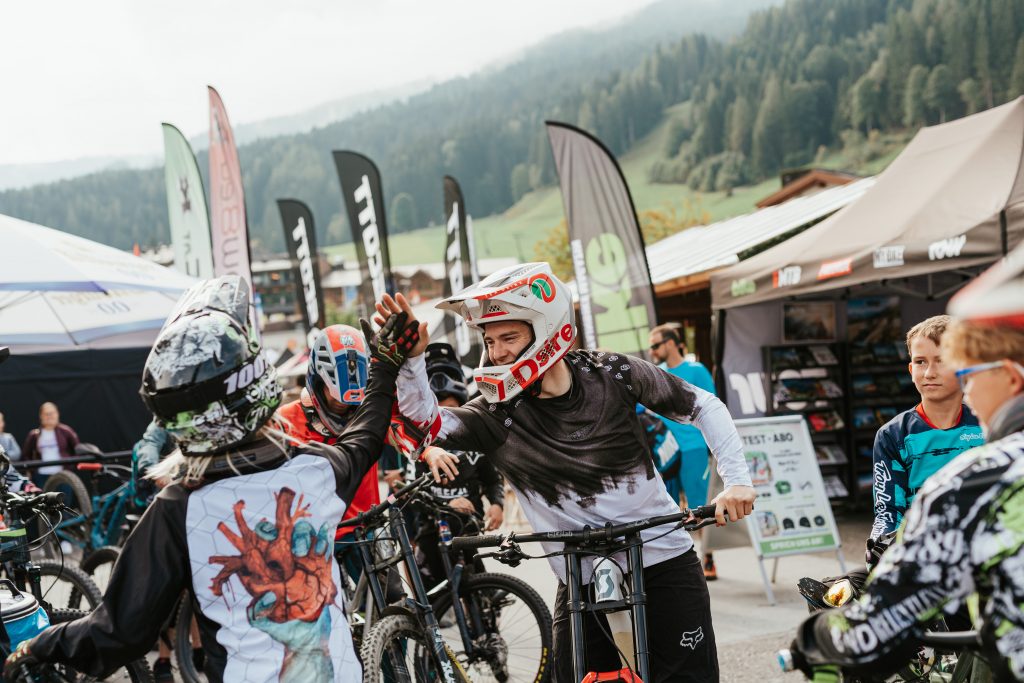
[380,262,756,682]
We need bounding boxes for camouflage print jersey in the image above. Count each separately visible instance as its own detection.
[793,399,1024,681]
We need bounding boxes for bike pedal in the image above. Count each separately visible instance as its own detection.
[581,668,643,682]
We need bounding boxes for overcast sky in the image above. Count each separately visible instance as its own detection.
[0,1,656,165]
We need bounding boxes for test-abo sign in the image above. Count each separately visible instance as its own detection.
[735,415,841,558]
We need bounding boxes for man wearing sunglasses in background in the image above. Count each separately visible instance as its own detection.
[647,323,721,579]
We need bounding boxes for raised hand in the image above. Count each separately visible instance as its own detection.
[373,293,429,357]
[360,307,421,368]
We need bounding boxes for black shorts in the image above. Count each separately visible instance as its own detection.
[552,548,718,683]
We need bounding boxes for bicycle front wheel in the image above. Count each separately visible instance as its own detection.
[35,559,104,611]
[430,572,552,682]
[360,613,470,683]
[34,608,154,682]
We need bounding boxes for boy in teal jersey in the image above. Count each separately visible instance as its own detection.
[648,323,720,578]
[870,315,983,541]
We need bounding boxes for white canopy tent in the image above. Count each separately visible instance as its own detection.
[0,215,196,352]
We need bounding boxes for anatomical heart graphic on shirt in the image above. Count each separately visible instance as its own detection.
[187,456,359,683]
[210,487,336,680]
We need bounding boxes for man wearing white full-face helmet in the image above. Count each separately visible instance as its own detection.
[377,262,756,683]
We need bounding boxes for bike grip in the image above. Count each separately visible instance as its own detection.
[76,463,102,472]
[450,534,504,550]
[692,504,719,519]
[39,492,64,507]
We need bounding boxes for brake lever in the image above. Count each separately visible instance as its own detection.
[478,540,525,568]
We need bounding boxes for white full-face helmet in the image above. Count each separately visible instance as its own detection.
[437,262,576,403]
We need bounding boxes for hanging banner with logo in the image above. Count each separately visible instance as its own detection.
[277,199,325,333]
[161,123,214,279]
[332,151,395,314]
[466,214,480,284]
[442,176,482,367]
[546,122,657,356]
[208,87,254,294]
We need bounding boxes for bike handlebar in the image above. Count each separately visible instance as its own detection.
[918,631,983,648]
[4,490,67,514]
[450,504,722,551]
[336,473,434,529]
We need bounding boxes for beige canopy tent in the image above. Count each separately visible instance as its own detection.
[711,96,1024,308]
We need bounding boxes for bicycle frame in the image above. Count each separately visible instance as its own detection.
[337,475,467,682]
[0,491,72,613]
[54,461,141,553]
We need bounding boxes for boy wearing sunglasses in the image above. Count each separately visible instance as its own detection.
[869,315,983,546]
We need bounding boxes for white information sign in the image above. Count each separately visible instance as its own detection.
[736,415,842,558]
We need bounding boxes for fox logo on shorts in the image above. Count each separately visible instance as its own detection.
[680,627,704,649]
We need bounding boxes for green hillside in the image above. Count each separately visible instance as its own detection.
[325,111,904,267]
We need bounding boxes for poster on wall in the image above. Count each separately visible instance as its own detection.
[736,415,842,559]
[847,296,901,342]
[782,301,835,342]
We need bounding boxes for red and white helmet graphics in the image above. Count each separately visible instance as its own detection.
[948,241,1024,328]
[437,262,575,403]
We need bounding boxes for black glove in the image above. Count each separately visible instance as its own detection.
[360,312,420,368]
[787,638,812,677]
[4,640,40,682]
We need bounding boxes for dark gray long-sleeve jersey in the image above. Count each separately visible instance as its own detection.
[397,350,751,580]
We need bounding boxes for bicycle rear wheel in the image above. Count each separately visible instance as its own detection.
[173,593,205,683]
[429,572,552,682]
[80,545,121,594]
[360,613,470,683]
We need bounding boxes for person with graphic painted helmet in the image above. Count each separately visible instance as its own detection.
[301,325,370,437]
[137,275,281,456]
[4,274,424,682]
[786,248,1024,682]
[376,262,756,682]
[276,324,395,560]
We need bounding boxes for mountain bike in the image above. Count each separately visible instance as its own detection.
[451,504,722,683]
[407,482,553,682]
[40,448,149,569]
[0,448,152,681]
[336,474,469,682]
[339,473,546,683]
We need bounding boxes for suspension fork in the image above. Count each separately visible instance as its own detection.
[390,511,463,682]
[353,526,388,621]
[626,535,650,682]
[566,545,588,683]
[438,521,477,656]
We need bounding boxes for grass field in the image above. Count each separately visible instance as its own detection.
[322,117,909,268]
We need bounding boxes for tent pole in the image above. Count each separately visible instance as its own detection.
[1000,209,1009,255]
[713,309,727,399]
